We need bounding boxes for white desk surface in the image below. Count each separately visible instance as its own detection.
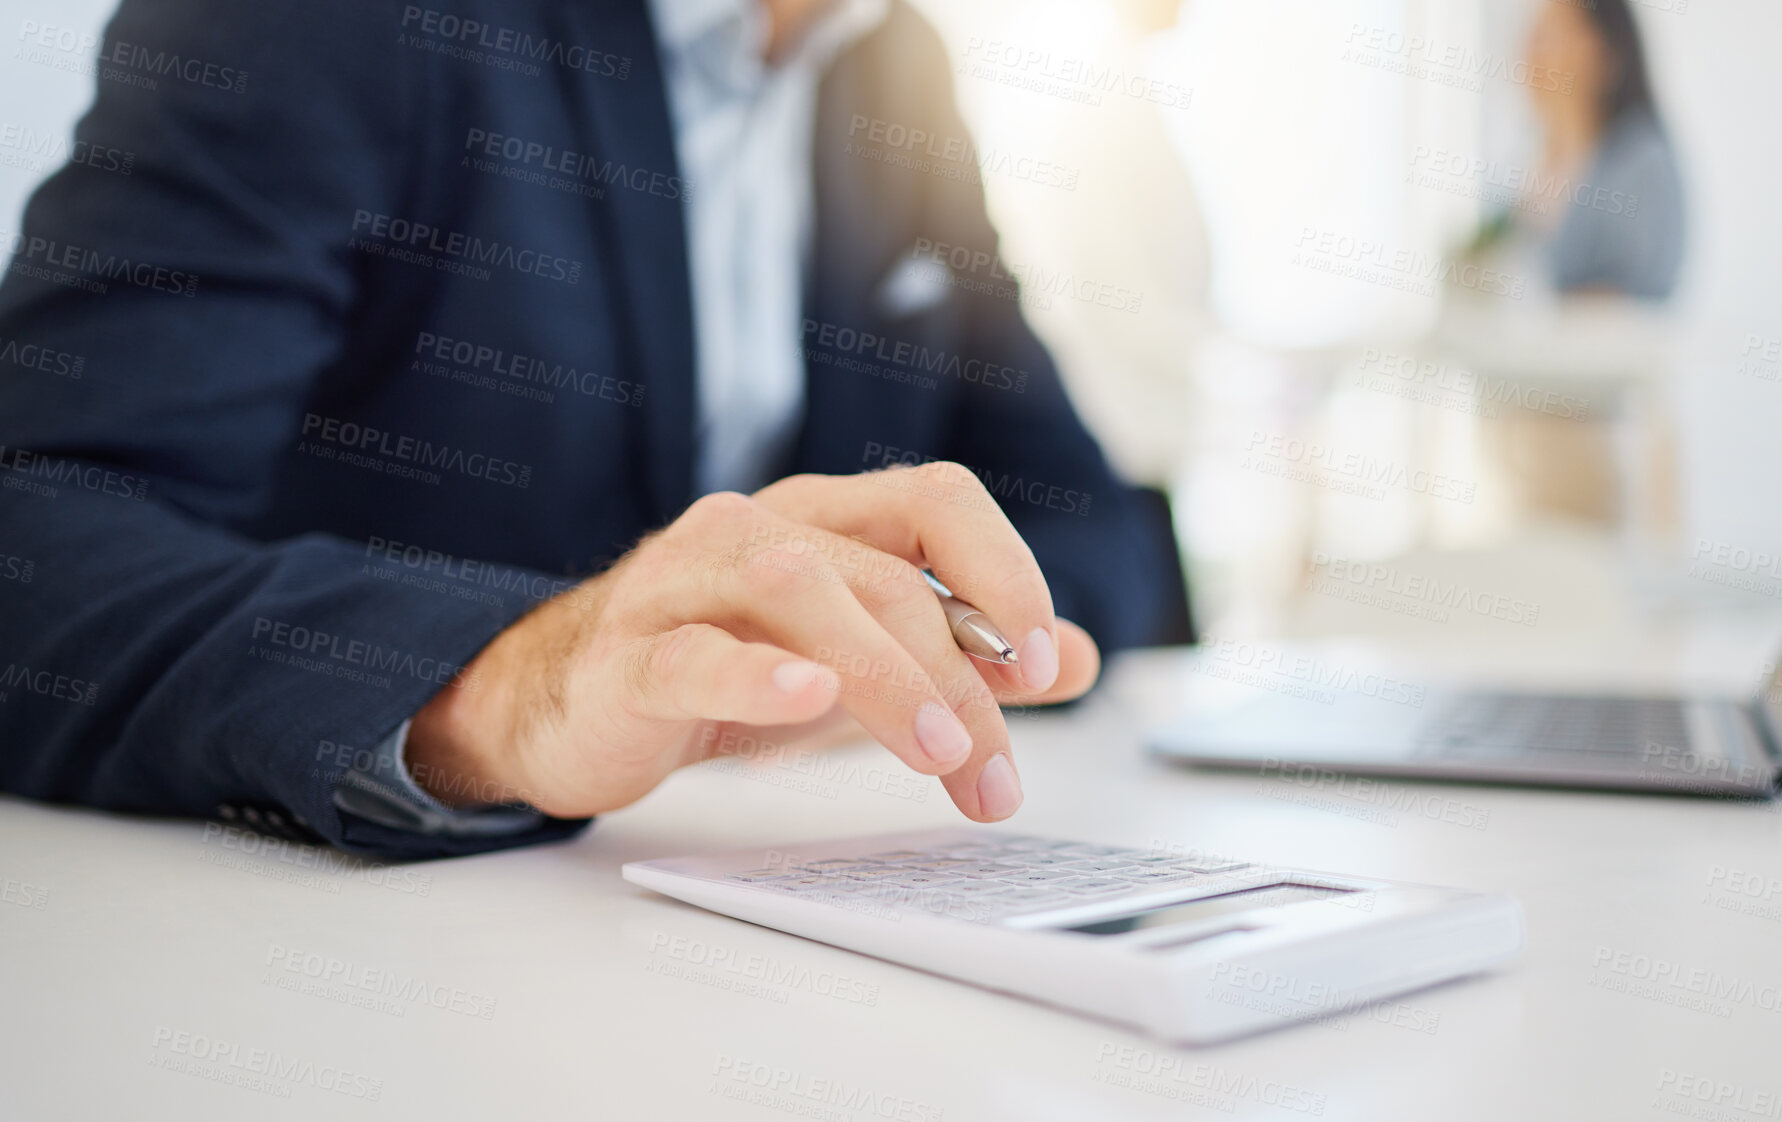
[7,593,1782,1121]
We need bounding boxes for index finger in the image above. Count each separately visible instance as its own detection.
[753,463,1059,693]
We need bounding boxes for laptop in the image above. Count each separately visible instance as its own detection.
[1148,645,1782,797]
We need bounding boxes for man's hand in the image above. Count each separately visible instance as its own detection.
[404,463,1101,822]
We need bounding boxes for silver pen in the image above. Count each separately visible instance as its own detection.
[923,570,1018,664]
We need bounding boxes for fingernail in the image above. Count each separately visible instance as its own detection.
[915,701,972,766]
[1019,628,1058,692]
[772,661,829,693]
[976,754,1023,819]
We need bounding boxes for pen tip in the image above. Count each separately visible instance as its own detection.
[1000,648,1018,664]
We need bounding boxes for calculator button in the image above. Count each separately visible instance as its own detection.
[827,876,899,892]
[943,881,1015,897]
[1054,844,1137,857]
[1119,869,1205,886]
[768,876,835,892]
[1005,853,1091,868]
[856,850,928,863]
[999,870,1084,885]
[1179,860,1253,874]
[1073,859,1140,874]
[1058,878,1132,896]
[904,858,970,870]
[838,865,909,879]
[893,873,963,888]
[954,863,1022,878]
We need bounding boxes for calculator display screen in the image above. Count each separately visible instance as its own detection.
[1059,883,1354,936]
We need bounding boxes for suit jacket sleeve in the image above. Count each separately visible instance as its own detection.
[0,0,588,858]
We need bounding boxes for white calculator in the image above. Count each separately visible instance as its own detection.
[622,827,1523,1044]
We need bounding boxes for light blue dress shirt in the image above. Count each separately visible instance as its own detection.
[334,0,888,836]
[659,0,888,495]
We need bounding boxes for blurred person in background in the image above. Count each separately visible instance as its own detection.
[1441,0,1689,541]
[1472,0,1685,301]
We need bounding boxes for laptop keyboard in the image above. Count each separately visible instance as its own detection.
[722,837,1253,921]
[1418,694,1692,759]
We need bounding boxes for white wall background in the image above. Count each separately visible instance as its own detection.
[1648,1,1782,558]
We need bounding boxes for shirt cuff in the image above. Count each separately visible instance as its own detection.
[332,719,544,838]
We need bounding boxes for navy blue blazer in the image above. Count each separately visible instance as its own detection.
[0,0,1189,858]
